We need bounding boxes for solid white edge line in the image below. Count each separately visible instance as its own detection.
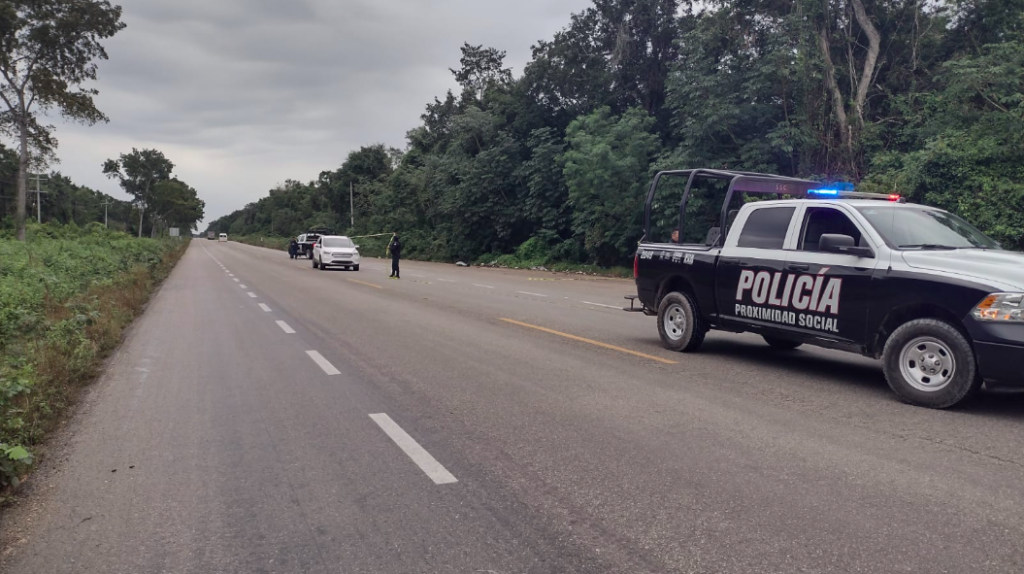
[247,292,257,298]
[258,303,272,312]
[472,284,495,289]
[408,273,426,277]
[306,350,340,375]
[369,413,458,485]
[276,320,295,334]
[581,301,621,309]
[517,291,548,297]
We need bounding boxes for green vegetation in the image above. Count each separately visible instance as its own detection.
[0,224,187,489]
[209,0,1024,265]
[0,144,206,237]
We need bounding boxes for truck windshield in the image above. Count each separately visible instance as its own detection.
[322,238,353,248]
[856,206,999,250]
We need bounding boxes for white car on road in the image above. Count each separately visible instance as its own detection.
[312,235,360,271]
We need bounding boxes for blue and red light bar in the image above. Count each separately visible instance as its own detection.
[806,187,904,203]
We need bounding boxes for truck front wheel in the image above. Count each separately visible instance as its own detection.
[881,318,982,408]
[657,292,706,352]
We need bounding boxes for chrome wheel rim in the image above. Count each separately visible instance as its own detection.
[899,337,956,392]
[663,303,686,342]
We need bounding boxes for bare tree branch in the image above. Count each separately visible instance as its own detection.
[851,0,881,127]
[818,26,852,161]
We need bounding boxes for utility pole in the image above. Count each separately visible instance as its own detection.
[29,174,48,224]
[100,199,113,227]
[350,181,354,228]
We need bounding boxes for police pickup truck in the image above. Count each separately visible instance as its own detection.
[632,169,1024,408]
[296,227,334,259]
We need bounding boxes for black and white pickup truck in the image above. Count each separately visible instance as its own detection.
[296,227,334,259]
[631,169,1024,408]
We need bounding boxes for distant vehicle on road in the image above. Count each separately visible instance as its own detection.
[631,168,1024,409]
[312,235,360,271]
[218,233,228,242]
[207,231,216,240]
[297,227,334,259]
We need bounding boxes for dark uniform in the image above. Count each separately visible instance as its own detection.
[288,239,298,259]
[388,234,402,279]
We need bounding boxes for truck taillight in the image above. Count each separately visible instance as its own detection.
[634,252,639,279]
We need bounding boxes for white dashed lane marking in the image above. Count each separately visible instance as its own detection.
[306,351,340,376]
[258,303,272,312]
[517,291,548,298]
[473,284,495,289]
[369,413,458,485]
[247,292,257,298]
[276,320,295,334]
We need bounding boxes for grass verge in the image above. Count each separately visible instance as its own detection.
[0,223,188,494]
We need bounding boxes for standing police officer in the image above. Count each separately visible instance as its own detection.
[387,232,402,279]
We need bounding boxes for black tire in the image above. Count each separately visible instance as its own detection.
[763,336,803,350]
[657,291,706,352]
[312,258,318,269]
[307,250,314,260]
[353,265,360,271]
[882,318,982,409]
[318,257,327,271]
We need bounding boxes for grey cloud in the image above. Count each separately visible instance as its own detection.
[42,0,593,228]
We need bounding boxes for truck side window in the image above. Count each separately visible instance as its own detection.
[736,207,795,249]
[800,207,863,251]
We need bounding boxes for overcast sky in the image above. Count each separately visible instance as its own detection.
[36,0,593,229]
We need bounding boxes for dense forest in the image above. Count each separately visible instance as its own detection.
[208,0,1024,266]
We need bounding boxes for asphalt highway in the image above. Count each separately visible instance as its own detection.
[3,240,1024,573]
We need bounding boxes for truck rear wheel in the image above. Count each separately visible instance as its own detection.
[657,292,706,352]
[763,336,803,350]
[882,318,982,409]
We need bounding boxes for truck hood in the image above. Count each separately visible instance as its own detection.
[901,250,1024,291]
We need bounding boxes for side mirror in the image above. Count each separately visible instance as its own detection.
[819,234,874,258]
[354,245,360,249]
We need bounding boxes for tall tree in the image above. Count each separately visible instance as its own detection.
[102,148,174,237]
[0,0,126,241]
[562,106,662,265]
[150,178,204,234]
[450,43,513,101]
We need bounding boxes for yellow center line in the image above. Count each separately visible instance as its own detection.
[348,278,383,290]
[499,318,677,365]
